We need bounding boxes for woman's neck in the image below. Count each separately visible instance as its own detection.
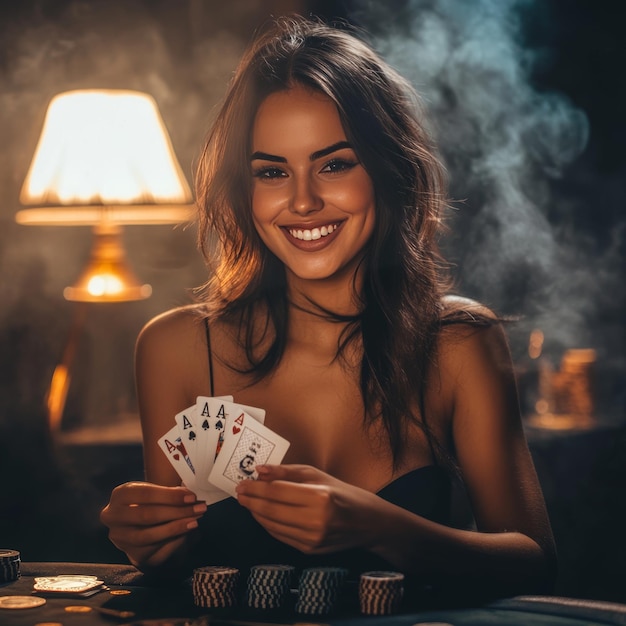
[284,269,364,361]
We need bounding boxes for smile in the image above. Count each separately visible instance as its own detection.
[286,223,341,241]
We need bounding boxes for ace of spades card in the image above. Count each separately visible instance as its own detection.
[174,396,235,480]
[208,410,290,498]
[193,396,266,491]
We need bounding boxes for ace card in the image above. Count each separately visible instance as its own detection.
[208,410,290,498]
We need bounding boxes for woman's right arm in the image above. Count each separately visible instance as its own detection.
[100,309,208,575]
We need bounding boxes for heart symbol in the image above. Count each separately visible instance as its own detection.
[173,453,180,460]
[232,425,241,434]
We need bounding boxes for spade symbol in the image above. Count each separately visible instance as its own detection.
[188,430,196,441]
[202,419,210,430]
[215,420,223,430]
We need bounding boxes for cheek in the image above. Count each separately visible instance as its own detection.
[251,186,282,225]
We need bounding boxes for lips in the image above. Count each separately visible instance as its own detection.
[281,221,343,250]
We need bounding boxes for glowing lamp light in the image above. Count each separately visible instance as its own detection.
[16,89,194,302]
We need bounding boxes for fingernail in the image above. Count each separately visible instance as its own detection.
[183,494,196,503]
[256,464,269,473]
[193,503,207,514]
[187,520,198,530]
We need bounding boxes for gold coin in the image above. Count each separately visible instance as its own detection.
[64,605,92,613]
[109,589,131,595]
[0,595,47,609]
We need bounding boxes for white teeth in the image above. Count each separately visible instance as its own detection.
[288,223,337,240]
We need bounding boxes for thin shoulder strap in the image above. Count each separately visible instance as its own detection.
[204,317,215,396]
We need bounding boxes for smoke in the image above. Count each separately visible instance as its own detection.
[347,0,625,364]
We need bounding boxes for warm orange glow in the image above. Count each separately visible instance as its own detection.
[63,223,152,302]
[528,328,544,359]
[20,90,192,207]
[47,364,70,431]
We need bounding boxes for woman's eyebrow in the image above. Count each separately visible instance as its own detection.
[249,141,352,163]
[310,141,352,161]
[250,151,286,163]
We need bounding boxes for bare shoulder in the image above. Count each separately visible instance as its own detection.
[137,305,205,351]
[437,296,513,384]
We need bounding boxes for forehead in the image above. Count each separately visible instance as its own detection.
[251,85,346,151]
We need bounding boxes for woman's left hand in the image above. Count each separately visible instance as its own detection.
[235,464,380,554]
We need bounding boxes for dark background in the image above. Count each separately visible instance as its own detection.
[0,0,624,603]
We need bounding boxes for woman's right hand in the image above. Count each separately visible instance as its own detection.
[100,481,207,570]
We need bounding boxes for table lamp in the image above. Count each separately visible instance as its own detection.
[15,89,194,429]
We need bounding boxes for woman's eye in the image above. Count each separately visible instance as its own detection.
[320,159,358,174]
[252,166,286,180]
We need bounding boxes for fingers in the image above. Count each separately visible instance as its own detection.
[101,484,206,528]
[100,481,207,569]
[255,464,326,484]
[109,481,198,506]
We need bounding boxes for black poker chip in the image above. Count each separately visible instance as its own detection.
[358,570,404,615]
[245,564,294,610]
[192,566,240,609]
[0,550,21,583]
[294,566,348,615]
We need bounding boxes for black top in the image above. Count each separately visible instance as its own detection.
[194,464,451,577]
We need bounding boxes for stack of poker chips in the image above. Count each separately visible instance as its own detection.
[0,549,20,583]
[245,564,295,610]
[192,565,240,608]
[358,570,404,615]
[295,566,348,616]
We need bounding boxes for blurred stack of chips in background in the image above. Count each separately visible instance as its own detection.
[0,550,20,583]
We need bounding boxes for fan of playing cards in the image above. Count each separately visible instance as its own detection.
[159,396,290,504]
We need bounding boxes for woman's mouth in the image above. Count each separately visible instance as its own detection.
[286,222,341,241]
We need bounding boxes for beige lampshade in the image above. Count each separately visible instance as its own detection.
[19,89,193,218]
[16,89,194,302]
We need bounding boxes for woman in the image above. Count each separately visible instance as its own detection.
[101,15,556,600]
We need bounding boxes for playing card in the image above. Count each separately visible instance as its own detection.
[170,396,235,504]
[174,396,235,487]
[208,410,290,498]
[157,424,196,490]
[174,404,199,488]
[193,396,266,492]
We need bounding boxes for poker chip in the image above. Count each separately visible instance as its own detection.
[245,564,295,610]
[358,570,404,615]
[0,595,46,609]
[0,549,21,583]
[295,566,348,615]
[64,605,93,613]
[192,566,240,608]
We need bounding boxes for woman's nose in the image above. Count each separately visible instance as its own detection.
[289,176,323,215]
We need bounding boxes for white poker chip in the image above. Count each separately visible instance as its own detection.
[0,595,47,609]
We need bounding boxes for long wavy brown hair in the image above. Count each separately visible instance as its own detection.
[195,15,479,467]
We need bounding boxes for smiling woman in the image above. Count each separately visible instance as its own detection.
[100,15,556,604]
[250,86,376,286]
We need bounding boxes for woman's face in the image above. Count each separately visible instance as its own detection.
[250,85,376,284]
